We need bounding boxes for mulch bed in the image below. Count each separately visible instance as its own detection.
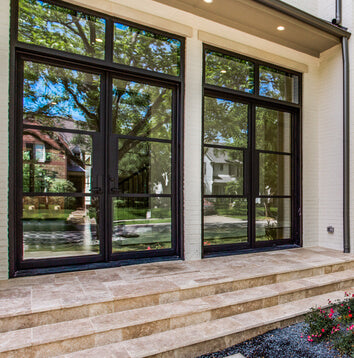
[197,322,351,358]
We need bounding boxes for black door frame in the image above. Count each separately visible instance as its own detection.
[202,45,302,256]
[9,0,185,276]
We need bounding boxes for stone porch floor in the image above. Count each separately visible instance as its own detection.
[1,246,353,319]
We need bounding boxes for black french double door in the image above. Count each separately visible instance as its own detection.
[203,94,301,254]
[16,55,181,271]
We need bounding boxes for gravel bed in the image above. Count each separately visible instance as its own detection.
[197,322,351,358]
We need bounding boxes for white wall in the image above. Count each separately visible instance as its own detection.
[0,0,9,279]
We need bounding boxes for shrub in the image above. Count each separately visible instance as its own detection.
[304,292,354,355]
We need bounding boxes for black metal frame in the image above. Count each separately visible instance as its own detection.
[9,0,185,276]
[202,44,302,256]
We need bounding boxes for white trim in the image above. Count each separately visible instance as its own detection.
[198,30,309,73]
[69,0,193,38]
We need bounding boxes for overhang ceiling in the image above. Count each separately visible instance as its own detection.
[153,0,350,57]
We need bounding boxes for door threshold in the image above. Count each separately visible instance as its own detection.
[203,244,300,259]
[14,255,182,278]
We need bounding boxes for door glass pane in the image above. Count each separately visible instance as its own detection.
[203,198,248,246]
[18,0,105,59]
[23,130,93,193]
[118,139,171,194]
[204,97,248,147]
[255,198,291,241]
[259,66,299,103]
[112,79,172,139]
[205,50,254,93]
[256,108,291,153]
[259,153,291,196]
[203,148,243,195]
[112,197,171,252]
[23,61,100,131]
[113,23,181,76]
[22,196,100,259]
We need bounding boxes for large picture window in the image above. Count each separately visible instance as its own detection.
[12,0,184,274]
[202,46,301,254]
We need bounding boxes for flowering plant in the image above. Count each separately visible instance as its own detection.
[304,292,354,355]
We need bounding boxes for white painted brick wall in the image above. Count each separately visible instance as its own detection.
[302,65,320,248]
[0,0,9,279]
[184,34,203,260]
[282,0,318,17]
[317,45,344,251]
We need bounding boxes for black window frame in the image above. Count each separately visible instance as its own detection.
[9,0,185,277]
[202,44,302,256]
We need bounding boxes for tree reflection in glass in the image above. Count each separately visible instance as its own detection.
[112,80,172,139]
[23,61,100,131]
[118,139,171,194]
[204,97,248,148]
[205,50,254,93]
[18,0,105,59]
[114,23,181,76]
[259,66,299,103]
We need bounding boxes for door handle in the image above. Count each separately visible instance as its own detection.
[91,187,103,195]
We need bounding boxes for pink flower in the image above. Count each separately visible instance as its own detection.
[321,329,325,333]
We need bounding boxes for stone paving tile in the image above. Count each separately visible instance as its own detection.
[0,247,352,320]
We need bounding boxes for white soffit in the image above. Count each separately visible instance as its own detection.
[152,0,349,57]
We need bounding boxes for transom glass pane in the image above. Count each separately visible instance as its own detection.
[112,79,172,139]
[205,50,254,93]
[113,23,181,76]
[204,97,248,148]
[259,66,299,103]
[18,0,105,59]
[23,61,101,131]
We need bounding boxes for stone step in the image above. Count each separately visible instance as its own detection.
[58,289,351,358]
[0,271,353,358]
[1,259,353,333]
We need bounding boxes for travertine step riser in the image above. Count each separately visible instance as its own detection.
[1,276,353,358]
[151,316,306,358]
[1,261,353,334]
